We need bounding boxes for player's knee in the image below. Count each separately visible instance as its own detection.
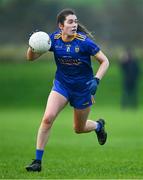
[42,113,56,127]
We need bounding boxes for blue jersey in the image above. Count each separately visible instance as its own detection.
[49,30,100,91]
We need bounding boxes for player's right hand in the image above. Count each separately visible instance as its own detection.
[86,77,100,95]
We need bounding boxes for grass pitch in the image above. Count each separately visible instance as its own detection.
[0,106,142,179]
[0,61,142,178]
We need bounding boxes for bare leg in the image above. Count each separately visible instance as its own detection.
[36,91,68,149]
[73,107,107,145]
[73,107,98,133]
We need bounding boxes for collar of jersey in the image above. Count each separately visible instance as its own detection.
[61,33,76,42]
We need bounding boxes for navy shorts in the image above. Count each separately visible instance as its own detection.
[52,79,94,109]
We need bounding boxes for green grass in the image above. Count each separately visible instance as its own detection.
[0,106,143,179]
[0,61,142,178]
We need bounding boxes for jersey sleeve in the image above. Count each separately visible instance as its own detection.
[83,37,100,56]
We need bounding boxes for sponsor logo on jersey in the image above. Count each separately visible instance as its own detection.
[57,58,82,65]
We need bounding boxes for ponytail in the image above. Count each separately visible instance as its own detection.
[77,23,94,39]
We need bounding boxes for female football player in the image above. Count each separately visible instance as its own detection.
[26,9,109,172]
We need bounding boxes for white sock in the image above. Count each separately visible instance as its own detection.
[94,121,98,130]
[94,121,101,132]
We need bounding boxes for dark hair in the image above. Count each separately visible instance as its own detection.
[57,9,94,39]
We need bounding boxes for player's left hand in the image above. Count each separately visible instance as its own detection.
[86,77,100,95]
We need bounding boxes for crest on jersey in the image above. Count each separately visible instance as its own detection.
[66,45,71,52]
[75,46,79,53]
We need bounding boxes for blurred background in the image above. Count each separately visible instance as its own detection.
[0,0,143,109]
[0,0,143,178]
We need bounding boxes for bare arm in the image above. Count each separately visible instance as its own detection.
[26,47,42,61]
[94,50,109,80]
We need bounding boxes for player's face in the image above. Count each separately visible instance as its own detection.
[60,14,78,36]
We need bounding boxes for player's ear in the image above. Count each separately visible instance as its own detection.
[59,23,64,30]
